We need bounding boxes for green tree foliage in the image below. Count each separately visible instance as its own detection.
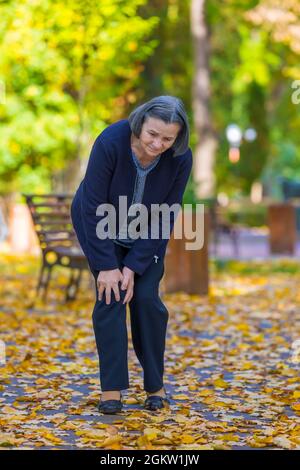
[0,0,159,194]
[214,0,300,195]
[140,0,300,197]
[1,0,300,199]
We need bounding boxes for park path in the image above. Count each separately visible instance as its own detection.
[0,254,300,450]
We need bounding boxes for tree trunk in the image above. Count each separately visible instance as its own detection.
[190,0,218,199]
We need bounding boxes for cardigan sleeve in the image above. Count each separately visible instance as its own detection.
[80,136,119,272]
[122,150,193,276]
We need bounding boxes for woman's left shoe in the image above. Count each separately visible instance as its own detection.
[98,394,123,414]
[144,395,170,411]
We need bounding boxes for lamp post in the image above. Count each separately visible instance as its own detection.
[224,124,258,212]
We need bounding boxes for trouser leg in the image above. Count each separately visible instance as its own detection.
[90,244,130,391]
[129,256,168,393]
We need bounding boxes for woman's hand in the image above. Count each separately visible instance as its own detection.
[97,269,124,305]
[121,266,135,305]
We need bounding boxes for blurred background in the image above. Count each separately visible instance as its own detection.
[2,4,300,450]
[1,0,300,262]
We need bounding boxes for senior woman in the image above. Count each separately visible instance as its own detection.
[71,95,193,414]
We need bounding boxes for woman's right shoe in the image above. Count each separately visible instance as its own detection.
[144,395,170,411]
[98,394,123,414]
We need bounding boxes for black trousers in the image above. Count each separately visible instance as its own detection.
[90,243,169,394]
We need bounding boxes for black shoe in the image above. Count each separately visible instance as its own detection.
[144,395,170,411]
[98,394,123,414]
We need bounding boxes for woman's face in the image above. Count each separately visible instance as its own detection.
[138,117,181,157]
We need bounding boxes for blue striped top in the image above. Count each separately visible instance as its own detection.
[113,150,161,247]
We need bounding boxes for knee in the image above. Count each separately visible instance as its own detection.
[132,287,168,316]
[92,289,126,320]
[132,285,158,305]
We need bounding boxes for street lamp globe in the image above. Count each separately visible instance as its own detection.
[244,128,257,142]
[225,124,242,147]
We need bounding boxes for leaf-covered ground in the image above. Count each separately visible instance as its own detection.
[0,254,300,450]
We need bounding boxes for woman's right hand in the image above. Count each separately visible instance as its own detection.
[97,269,124,305]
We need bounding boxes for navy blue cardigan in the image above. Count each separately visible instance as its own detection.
[71,119,193,276]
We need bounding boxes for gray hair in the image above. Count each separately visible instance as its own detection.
[128,95,190,156]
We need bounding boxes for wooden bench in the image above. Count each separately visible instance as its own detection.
[24,194,89,301]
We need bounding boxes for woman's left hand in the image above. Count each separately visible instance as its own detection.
[121,266,135,304]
